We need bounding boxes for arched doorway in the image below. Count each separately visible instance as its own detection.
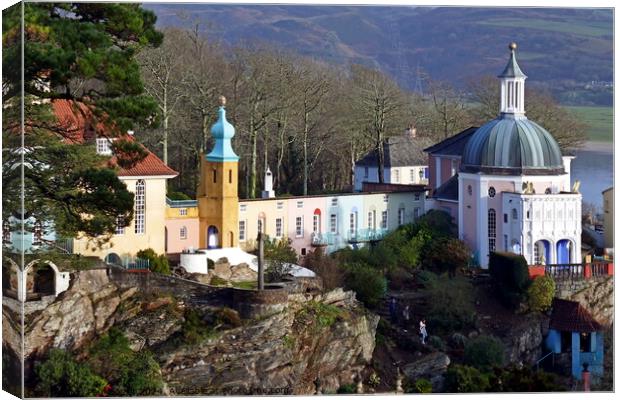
[104,253,123,266]
[207,225,219,249]
[32,263,56,296]
[534,240,551,265]
[556,239,572,264]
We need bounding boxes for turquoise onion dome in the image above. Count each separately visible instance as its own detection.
[461,43,564,175]
[207,96,239,162]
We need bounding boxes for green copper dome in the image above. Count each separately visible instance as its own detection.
[461,117,564,175]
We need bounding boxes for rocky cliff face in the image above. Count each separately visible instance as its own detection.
[2,269,135,362]
[3,269,378,396]
[565,276,614,326]
[157,289,379,395]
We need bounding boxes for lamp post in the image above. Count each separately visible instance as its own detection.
[257,232,265,290]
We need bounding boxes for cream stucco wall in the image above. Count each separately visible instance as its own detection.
[73,177,168,261]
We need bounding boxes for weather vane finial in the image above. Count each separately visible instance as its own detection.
[509,42,517,51]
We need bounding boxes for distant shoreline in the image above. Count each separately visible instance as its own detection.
[581,141,614,153]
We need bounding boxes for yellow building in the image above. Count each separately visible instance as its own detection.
[197,97,240,249]
[72,148,178,265]
[603,187,613,249]
[51,99,178,266]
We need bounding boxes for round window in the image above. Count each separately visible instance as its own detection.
[488,187,496,198]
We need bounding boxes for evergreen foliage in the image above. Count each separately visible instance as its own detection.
[527,275,556,312]
[444,364,491,392]
[35,349,107,397]
[489,252,532,309]
[2,3,162,245]
[463,335,505,372]
[342,262,387,308]
[86,328,163,396]
[137,248,171,275]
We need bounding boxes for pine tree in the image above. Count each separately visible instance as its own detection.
[2,3,162,245]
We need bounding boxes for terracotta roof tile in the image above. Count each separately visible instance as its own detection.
[51,99,177,178]
[549,298,603,333]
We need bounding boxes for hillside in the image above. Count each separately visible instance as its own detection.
[147,5,613,105]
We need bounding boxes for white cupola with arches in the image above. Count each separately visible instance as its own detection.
[499,42,527,117]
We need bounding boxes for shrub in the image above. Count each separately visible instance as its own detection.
[337,383,356,394]
[491,365,565,392]
[422,238,471,278]
[489,252,531,309]
[167,191,191,200]
[86,328,163,396]
[387,266,414,290]
[425,276,476,333]
[450,333,468,349]
[416,270,439,289]
[344,263,387,308]
[36,349,107,397]
[428,335,446,351]
[303,248,345,291]
[209,276,229,286]
[181,308,217,344]
[444,364,490,393]
[137,248,170,275]
[413,378,433,393]
[463,335,505,372]
[527,275,555,312]
[215,307,242,328]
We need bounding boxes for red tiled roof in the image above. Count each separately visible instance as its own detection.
[51,99,177,178]
[549,298,603,333]
[52,99,108,144]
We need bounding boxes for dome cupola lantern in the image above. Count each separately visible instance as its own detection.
[499,42,527,118]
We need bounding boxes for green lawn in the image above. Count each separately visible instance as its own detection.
[564,106,613,142]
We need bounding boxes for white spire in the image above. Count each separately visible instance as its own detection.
[499,42,527,118]
[261,166,275,199]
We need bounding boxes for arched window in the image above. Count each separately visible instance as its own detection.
[488,208,496,252]
[512,208,518,220]
[180,226,187,240]
[135,180,146,234]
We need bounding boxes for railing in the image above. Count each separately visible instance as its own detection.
[126,257,150,270]
[544,264,583,280]
[531,261,613,280]
[165,197,198,207]
[535,351,555,372]
[591,262,609,277]
[53,238,74,254]
[347,228,389,243]
[310,232,339,246]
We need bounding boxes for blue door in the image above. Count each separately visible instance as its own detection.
[556,240,571,264]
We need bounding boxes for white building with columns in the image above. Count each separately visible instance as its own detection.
[455,43,582,268]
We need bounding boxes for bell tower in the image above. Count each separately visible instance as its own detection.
[499,42,527,118]
[197,96,239,249]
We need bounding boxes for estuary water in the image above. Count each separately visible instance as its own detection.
[570,141,613,210]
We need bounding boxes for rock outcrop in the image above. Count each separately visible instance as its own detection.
[158,289,379,395]
[565,276,614,326]
[402,352,450,391]
[3,268,377,396]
